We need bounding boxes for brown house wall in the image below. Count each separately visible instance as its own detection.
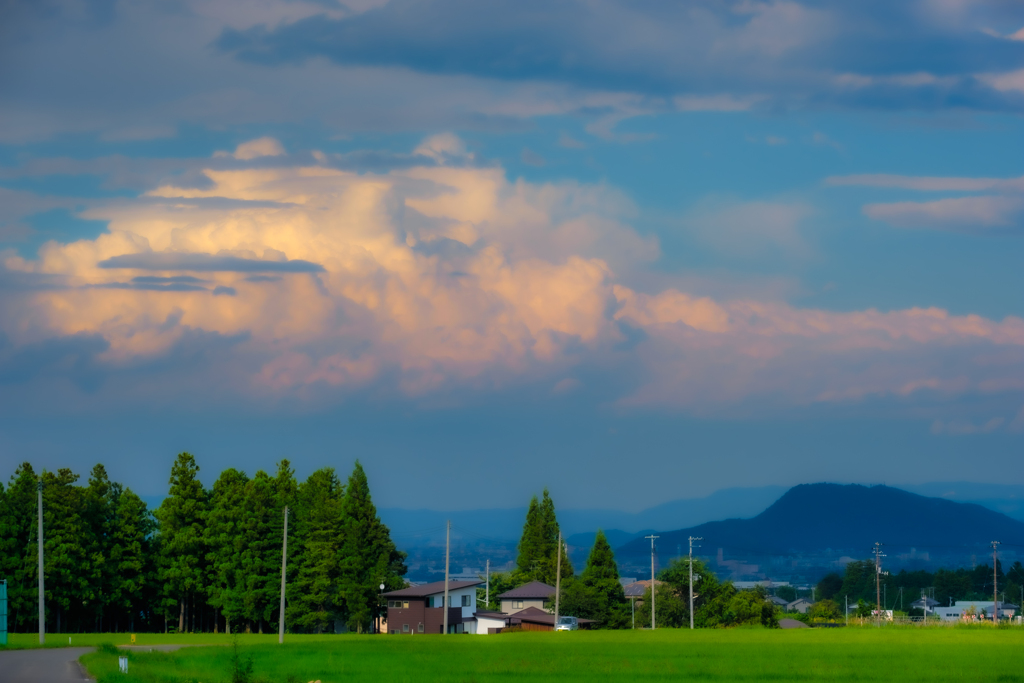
[520,621,552,632]
[387,601,462,634]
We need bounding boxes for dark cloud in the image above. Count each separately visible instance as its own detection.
[98,252,325,273]
[212,286,237,296]
[243,275,282,283]
[216,0,1024,111]
[0,332,109,390]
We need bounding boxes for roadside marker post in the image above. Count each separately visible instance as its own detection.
[0,579,8,646]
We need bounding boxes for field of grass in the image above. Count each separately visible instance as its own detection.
[71,627,1024,683]
[1,632,313,650]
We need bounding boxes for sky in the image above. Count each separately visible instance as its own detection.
[2,0,1024,512]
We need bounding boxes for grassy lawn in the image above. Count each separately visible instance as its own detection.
[70,627,1024,683]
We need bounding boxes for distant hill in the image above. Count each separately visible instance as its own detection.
[616,483,1024,559]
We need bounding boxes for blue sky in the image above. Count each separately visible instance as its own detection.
[2,0,1024,510]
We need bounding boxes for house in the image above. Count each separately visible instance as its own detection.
[768,595,789,608]
[506,606,596,631]
[786,598,813,614]
[909,597,940,615]
[932,601,1019,622]
[384,580,482,634]
[496,581,556,614]
[622,579,664,603]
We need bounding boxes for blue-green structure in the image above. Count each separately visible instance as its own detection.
[0,579,7,646]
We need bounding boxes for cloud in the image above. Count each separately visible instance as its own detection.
[215,0,1024,112]
[3,135,1024,416]
[863,196,1024,234]
[930,416,1005,435]
[220,137,287,160]
[827,173,1024,192]
[683,200,814,259]
[830,171,1024,235]
[98,253,326,272]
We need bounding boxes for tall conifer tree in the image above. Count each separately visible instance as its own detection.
[41,468,91,632]
[239,470,279,632]
[205,468,249,633]
[110,488,155,632]
[7,463,39,631]
[84,464,117,631]
[338,461,405,633]
[156,453,208,633]
[288,468,345,633]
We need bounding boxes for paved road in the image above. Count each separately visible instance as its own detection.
[0,647,96,683]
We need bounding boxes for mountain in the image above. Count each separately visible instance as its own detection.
[616,483,1024,560]
[901,482,1024,523]
[378,485,787,545]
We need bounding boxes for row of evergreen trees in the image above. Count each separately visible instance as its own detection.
[0,454,406,634]
[494,489,779,629]
[815,558,1024,612]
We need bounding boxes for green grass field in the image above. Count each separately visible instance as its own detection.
[62,627,1024,683]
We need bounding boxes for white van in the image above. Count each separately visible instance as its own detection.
[555,616,578,631]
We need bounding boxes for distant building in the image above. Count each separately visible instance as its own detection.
[909,597,940,615]
[622,579,665,605]
[768,595,789,608]
[384,579,482,634]
[932,601,1019,622]
[496,581,556,614]
[787,598,813,614]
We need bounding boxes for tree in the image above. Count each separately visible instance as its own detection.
[287,468,345,633]
[515,489,571,585]
[808,598,842,622]
[338,461,406,633]
[83,464,118,631]
[109,488,156,632]
[659,557,735,628]
[635,582,687,628]
[238,470,283,632]
[576,530,628,628]
[6,463,40,632]
[205,468,249,633]
[816,572,843,601]
[155,453,208,633]
[42,468,92,632]
[722,588,779,628]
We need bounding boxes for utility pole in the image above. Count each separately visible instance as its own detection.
[555,531,562,626]
[873,543,885,628]
[443,520,450,635]
[485,559,490,609]
[689,536,702,630]
[992,541,1000,624]
[845,595,848,626]
[37,479,44,645]
[646,535,659,630]
[278,506,288,644]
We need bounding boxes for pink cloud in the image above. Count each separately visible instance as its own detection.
[4,137,1024,416]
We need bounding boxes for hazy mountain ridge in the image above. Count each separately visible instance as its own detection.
[616,483,1024,560]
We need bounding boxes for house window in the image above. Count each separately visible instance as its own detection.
[417,623,424,633]
[462,595,471,607]
[388,600,409,609]
[512,600,523,609]
[402,624,410,633]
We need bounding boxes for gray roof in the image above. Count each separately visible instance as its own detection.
[510,606,596,625]
[623,580,663,598]
[384,580,482,598]
[497,581,556,599]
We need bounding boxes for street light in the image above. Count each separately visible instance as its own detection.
[379,583,386,634]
